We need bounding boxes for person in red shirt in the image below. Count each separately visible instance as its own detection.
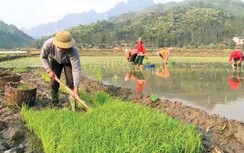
[125,48,137,64]
[135,37,146,70]
[229,48,243,69]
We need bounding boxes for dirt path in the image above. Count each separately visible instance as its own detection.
[0,68,244,153]
[0,69,69,153]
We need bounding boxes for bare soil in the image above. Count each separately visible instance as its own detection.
[0,68,244,153]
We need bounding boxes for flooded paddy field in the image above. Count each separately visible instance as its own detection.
[1,55,244,152]
[80,56,243,122]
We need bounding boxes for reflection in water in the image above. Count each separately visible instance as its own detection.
[124,70,137,81]
[155,64,170,78]
[228,71,242,90]
[84,64,244,122]
[125,69,146,93]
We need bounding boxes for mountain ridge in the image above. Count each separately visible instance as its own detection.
[0,21,34,49]
[59,0,243,48]
[24,0,154,39]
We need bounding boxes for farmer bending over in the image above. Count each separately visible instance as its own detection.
[229,48,243,69]
[156,48,172,64]
[125,48,137,64]
[40,31,81,108]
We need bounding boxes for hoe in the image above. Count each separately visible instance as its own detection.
[54,76,91,110]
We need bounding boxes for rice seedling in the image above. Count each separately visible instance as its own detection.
[59,85,68,94]
[0,57,41,68]
[22,93,203,153]
[41,73,50,82]
[94,67,103,84]
[112,74,119,82]
[13,67,29,73]
[17,84,30,90]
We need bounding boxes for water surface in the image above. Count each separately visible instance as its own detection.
[84,63,244,122]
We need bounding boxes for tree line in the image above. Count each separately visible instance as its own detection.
[34,6,244,49]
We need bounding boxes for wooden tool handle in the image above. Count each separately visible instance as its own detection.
[54,76,91,110]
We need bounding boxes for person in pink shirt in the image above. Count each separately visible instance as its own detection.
[229,48,243,69]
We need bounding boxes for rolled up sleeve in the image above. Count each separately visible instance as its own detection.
[40,44,51,71]
[70,48,81,87]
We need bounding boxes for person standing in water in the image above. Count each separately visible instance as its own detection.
[135,37,146,71]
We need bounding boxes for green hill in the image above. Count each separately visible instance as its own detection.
[35,0,244,48]
[110,0,244,23]
[184,0,244,17]
[0,21,34,49]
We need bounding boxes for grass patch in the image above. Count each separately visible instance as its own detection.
[22,92,203,153]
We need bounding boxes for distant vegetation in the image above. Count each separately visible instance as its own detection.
[0,21,34,49]
[3,0,243,50]
[34,0,244,49]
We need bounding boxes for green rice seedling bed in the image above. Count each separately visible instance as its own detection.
[22,92,203,153]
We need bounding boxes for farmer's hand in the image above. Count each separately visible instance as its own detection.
[71,87,79,99]
[138,52,143,56]
[48,71,55,80]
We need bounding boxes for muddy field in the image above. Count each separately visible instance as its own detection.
[1,68,244,153]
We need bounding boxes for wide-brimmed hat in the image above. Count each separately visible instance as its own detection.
[53,31,75,49]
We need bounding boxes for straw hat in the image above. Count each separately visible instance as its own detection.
[53,31,75,49]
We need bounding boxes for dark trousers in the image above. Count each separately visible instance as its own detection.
[130,53,137,62]
[50,58,74,103]
[135,55,145,65]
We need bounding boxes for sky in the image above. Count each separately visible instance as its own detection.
[0,0,184,29]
